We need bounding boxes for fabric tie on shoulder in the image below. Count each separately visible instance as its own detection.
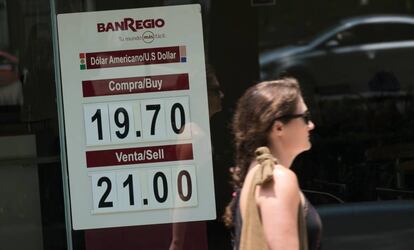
[254,146,278,186]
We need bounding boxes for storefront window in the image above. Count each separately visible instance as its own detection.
[258,1,414,204]
[0,0,64,250]
[3,1,413,249]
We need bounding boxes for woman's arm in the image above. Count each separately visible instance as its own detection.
[256,166,301,250]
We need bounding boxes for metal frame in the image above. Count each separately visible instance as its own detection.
[49,0,73,249]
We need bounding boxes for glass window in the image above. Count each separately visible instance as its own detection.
[50,1,234,250]
[258,1,414,203]
[3,0,414,249]
[0,1,64,250]
[334,24,378,46]
[384,23,414,41]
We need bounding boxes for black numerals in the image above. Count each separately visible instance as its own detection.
[114,107,130,139]
[170,103,186,134]
[97,177,113,208]
[177,170,192,201]
[153,172,168,203]
[91,109,103,140]
[123,174,134,205]
[94,167,195,211]
[87,99,189,145]
[146,104,161,135]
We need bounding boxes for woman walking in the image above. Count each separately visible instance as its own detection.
[224,78,322,250]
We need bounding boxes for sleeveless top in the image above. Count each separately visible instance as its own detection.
[233,147,323,250]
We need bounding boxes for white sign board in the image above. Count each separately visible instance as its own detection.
[57,4,216,230]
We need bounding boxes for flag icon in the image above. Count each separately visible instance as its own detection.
[179,46,187,63]
[80,53,86,70]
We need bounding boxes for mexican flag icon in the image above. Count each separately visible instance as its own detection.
[79,53,86,70]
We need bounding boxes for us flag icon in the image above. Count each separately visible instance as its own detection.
[179,46,187,63]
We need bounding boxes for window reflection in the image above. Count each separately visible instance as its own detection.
[259,4,414,204]
[0,1,64,250]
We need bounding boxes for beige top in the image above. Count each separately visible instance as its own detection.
[239,147,308,250]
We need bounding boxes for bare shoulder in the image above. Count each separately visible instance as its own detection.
[256,165,302,248]
[272,164,300,191]
[256,164,300,204]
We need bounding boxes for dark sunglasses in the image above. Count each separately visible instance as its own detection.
[273,111,312,124]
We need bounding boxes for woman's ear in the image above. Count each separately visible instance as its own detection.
[272,120,284,136]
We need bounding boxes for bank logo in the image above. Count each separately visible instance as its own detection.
[97,18,165,33]
[143,31,155,43]
[80,53,86,70]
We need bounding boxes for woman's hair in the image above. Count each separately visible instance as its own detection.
[206,64,217,86]
[223,77,302,227]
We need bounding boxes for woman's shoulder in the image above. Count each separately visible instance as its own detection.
[246,162,299,189]
[272,164,300,189]
[255,164,300,207]
[258,164,301,201]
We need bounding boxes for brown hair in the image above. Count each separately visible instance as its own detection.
[206,64,217,86]
[223,77,302,227]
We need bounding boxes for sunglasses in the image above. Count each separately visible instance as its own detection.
[273,111,312,124]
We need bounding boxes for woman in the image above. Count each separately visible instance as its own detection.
[224,78,322,250]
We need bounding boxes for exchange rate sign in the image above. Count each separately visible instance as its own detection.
[57,4,215,230]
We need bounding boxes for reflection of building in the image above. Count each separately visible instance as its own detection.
[0,78,23,105]
[20,22,56,121]
[0,51,23,105]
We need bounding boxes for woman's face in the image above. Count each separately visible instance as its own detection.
[272,96,315,155]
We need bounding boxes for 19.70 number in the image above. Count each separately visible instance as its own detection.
[84,96,191,145]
